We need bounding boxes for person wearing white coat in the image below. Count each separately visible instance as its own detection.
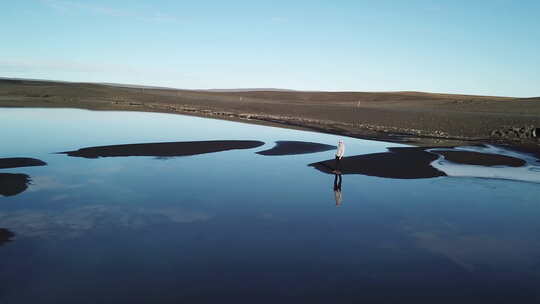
[335,140,345,172]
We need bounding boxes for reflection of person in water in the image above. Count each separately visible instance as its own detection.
[334,140,345,173]
[333,173,343,206]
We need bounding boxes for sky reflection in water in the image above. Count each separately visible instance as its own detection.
[1,108,540,303]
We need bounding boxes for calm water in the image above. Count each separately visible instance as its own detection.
[1,108,540,303]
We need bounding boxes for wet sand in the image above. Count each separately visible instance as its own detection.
[60,140,265,158]
[309,145,529,179]
[433,151,526,167]
[1,79,539,147]
[257,141,336,156]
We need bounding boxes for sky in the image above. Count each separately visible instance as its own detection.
[1,0,539,97]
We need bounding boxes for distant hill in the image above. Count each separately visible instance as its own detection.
[100,82,179,90]
[4,77,538,99]
[205,88,297,92]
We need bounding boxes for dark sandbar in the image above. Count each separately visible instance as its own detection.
[309,145,530,179]
[0,158,47,169]
[0,173,31,197]
[309,147,445,179]
[257,141,336,156]
[60,140,265,159]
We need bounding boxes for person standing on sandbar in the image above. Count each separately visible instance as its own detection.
[334,139,345,173]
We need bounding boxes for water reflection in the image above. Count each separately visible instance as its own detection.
[2,109,539,303]
[333,173,343,206]
[310,145,540,182]
[0,205,212,239]
[0,173,31,197]
[0,157,47,197]
[0,228,15,246]
[60,140,264,158]
[257,141,335,156]
[402,219,540,273]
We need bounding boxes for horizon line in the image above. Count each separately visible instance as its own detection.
[1,76,536,99]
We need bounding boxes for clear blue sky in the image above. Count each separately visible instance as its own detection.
[1,0,539,97]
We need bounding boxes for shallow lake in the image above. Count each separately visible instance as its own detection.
[1,108,540,303]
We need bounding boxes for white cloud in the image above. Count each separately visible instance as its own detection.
[0,58,183,79]
[0,58,105,73]
[0,57,198,89]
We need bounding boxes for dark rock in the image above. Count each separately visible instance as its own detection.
[491,126,538,140]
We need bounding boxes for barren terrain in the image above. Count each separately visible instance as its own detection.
[1,79,539,148]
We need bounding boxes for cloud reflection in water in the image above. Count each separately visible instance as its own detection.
[0,205,212,239]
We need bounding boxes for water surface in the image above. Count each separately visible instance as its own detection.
[1,108,540,303]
